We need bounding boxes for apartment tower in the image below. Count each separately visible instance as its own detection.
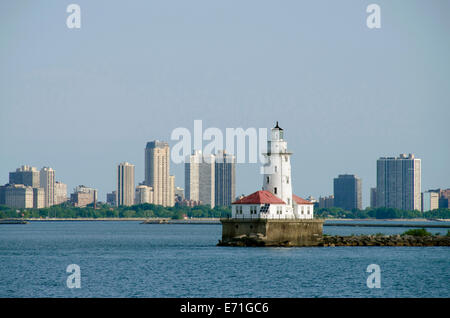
[117,162,135,206]
[185,150,215,208]
[376,154,421,211]
[145,141,174,207]
[215,150,236,207]
[40,167,55,207]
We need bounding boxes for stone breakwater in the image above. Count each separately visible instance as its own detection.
[321,234,450,247]
[218,234,450,247]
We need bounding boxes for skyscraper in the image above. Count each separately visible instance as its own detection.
[370,187,377,208]
[215,150,235,207]
[40,167,55,207]
[9,165,40,188]
[185,150,215,208]
[117,162,135,206]
[333,174,362,211]
[145,141,174,207]
[376,154,421,211]
[54,181,68,205]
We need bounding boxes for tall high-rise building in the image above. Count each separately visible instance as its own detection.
[185,150,215,208]
[376,154,421,211]
[9,165,40,188]
[145,141,174,207]
[40,167,55,207]
[169,175,175,207]
[54,181,68,205]
[117,162,135,206]
[370,187,377,208]
[333,174,362,211]
[215,150,236,207]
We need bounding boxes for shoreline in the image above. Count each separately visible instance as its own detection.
[3,217,448,228]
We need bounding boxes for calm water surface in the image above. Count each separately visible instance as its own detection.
[0,221,449,298]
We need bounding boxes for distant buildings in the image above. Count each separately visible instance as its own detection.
[2,165,53,209]
[175,187,184,200]
[370,187,377,208]
[215,150,236,207]
[333,174,362,211]
[117,162,135,206]
[54,181,68,205]
[71,185,97,207]
[4,184,34,209]
[319,195,334,209]
[439,189,450,209]
[376,154,421,211]
[106,191,117,206]
[184,149,236,208]
[421,190,439,212]
[421,188,450,211]
[40,167,55,207]
[185,150,215,208]
[134,185,153,205]
[145,141,175,207]
[32,188,45,209]
[9,165,40,188]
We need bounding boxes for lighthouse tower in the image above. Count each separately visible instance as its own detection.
[262,122,294,216]
[230,122,314,220]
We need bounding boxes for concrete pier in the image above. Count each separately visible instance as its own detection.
[218,218,324,247]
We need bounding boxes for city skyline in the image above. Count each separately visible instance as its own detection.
[1,1,449,207]
[0,146,446,209]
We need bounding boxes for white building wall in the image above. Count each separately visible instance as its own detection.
[294,204,314,219]
[232,203,297,219]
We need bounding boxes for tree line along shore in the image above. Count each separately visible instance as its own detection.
[0,203,449,220]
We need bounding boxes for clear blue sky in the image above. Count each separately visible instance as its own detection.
[1,0,449,207]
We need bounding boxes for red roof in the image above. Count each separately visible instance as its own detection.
[232,190,286,205]
[292,194,314,205]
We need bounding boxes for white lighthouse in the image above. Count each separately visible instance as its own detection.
[231,122,314,220]
[262,122,293,214]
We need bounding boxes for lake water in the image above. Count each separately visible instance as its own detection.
[0,221,449,298]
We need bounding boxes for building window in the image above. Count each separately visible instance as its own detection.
[274,187,277,194]
[266,177,269,183]
[276,206,283,215]
[274,166,277,172]
[286,177,289,184]
[287,198,290,205]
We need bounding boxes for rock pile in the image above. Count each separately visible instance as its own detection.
[218,234,450,247]
[321,234,450,247]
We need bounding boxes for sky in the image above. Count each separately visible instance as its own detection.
[1,0,449,207]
